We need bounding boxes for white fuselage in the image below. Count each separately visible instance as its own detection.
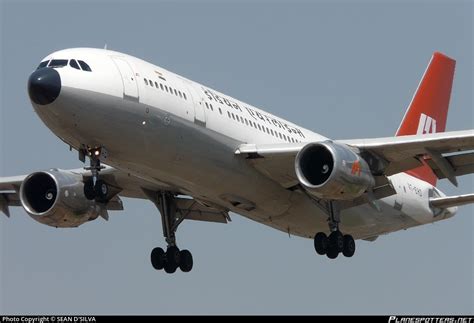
[30,48,456,240]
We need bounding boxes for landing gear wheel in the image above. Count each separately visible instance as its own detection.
[164,246,180,274]
[179,250,193,273]
[329,231,344,252]
[94,179,108,202]
[164,262,177,274]
[314,232,328,255]
[84,180,95,200]
[151,192,196,273]
[326,245,339,259]
[151,247,165,270]
[342,235,356,258]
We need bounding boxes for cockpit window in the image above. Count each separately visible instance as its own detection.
[37,61,49,69]
[69,59,80,70]
[48,59,68,68]
[78,60,92,72]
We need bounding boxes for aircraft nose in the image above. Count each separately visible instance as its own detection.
[28,68,61,105]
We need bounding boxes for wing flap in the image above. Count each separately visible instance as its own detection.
[0,192,21,217]
[426,151,474,179]
[175,198,230,224]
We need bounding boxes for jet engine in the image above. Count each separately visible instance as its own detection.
[295,141,375,200]
[19,169,105,227]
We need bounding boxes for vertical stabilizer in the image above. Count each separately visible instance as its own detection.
[395,52,456,186]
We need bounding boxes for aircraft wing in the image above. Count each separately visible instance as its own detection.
[0,166,230,223]
[236,129,474,190]
[341,130,474,185]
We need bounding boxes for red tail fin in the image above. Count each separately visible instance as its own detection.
[395,52,456,186]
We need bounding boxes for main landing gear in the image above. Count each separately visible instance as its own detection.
[82,147,109,203]
[149,192,193,274]
[313,201,356,259]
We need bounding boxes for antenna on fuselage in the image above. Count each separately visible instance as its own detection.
[104,43,108,50]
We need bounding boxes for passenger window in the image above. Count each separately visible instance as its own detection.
[245,119,249,126]
[164,85,168,92]
[219,108,222,114]
[183,93,187,100]
[178,91,183,98]
[155,81,159,88]
[149,80,154,87]
[48,59,68,68]
[69,59,80,70]
[78,60,92,72]
[37,61,49,69]
[160,84,164,91]
[144,79,149,85]
[174,89,178,96]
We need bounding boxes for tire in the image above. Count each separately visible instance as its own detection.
[342,235,356,258]
[84,180,95,200]
[164,261,178,274]
[150,247,165,270]
[314,232,328,255]
[329,231,344,252]
[94,180,108,202]
[164,246,180,274]
[326,245,339,259]
[179,250,193,273]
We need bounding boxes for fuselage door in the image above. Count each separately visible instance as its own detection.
[181,80,206,126]
[194,97,207,125]
[111,57,139,100]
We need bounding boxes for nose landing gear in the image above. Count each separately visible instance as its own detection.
[81,147,109,203]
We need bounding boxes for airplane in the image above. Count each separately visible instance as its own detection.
[1,48,473,274]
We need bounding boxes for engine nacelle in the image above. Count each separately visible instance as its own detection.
[19,169,104,227]
[295,141,375,200]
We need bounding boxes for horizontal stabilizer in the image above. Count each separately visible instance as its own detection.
[430,193,474,209]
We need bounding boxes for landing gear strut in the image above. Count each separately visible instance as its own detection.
[149,192,193,274]
[82,147,108,203]
[313,201,356,259]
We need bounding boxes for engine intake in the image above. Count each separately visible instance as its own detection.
[20,170,104,227]
[22,172,58,214]
[295,141,375,200]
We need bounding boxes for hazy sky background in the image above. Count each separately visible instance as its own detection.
[0,0,472,314]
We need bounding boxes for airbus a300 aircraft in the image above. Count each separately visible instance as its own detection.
[1,48,473,274]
